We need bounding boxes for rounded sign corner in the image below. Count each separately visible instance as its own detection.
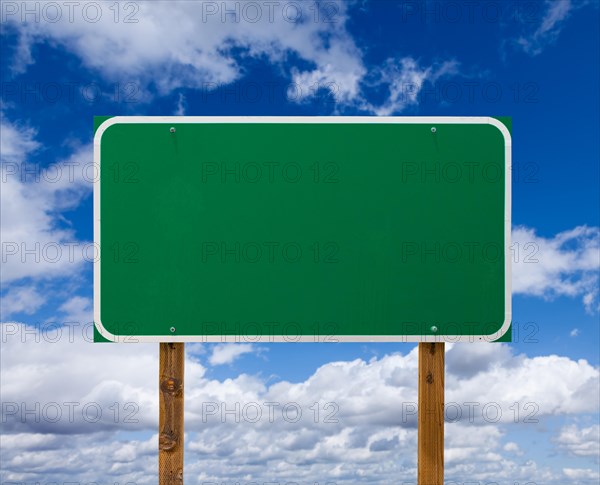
[94,318,119,343]
[93,116,126,147]
[486,117,512,148]
[485,315,512,343]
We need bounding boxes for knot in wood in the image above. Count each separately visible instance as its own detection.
[160,377,182,396]
[159,431,178,451]
[163,469,184,483]
[426,372,433,384]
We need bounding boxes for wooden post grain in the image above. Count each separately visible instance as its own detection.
[418,342,445,485]
[159,343,185,484]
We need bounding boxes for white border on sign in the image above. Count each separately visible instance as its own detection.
[93,116,512,343]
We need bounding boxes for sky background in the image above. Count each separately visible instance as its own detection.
[1,0,599,484]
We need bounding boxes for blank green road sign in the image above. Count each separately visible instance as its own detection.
[93,117,511,343]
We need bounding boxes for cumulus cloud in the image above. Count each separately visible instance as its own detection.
[0,118,39,163]
[0,322,159,434]
[1,115,92,284]
[58,295,94,327]
[512,225,600,313]
[562,467,600,481]
[3,1,365,100]
[446,340,513,379]
[503,441,524,455]
[208,343,261,365]
[0,433,157,484]
[446,344,598,418]
[555,424,600,458]
[2,1,464,114]
[0,285,46,317]
[1,323,599,483]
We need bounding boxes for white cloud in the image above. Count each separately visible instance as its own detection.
[445,424,503,464]
[514,0,595,56]
[1,324,598,483]
[570,328,580,337]
[4,1,364,101]
[446,340,513,379]
[174,92,186,115]
[445,343,599,418]
[555,424,600,458]
[503,441,523,455]
[361,57,460,116]
[0,433,158,484]
[1,115,92,284]
[517,0,572,55]
[208,343,261,365]
[0,285,46,317]
[2,1,463,114]
[563,467,600,480]
[58,295,93,326]
[512,225,600,313]
[0,322,160,435]
[0,117,39,164]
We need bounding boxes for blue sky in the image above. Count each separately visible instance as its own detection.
[1,1,599,484]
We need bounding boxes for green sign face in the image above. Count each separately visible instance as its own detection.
[94,117,511,343]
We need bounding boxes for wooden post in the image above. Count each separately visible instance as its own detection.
[418,342,445,485]
[159,343,185,484]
